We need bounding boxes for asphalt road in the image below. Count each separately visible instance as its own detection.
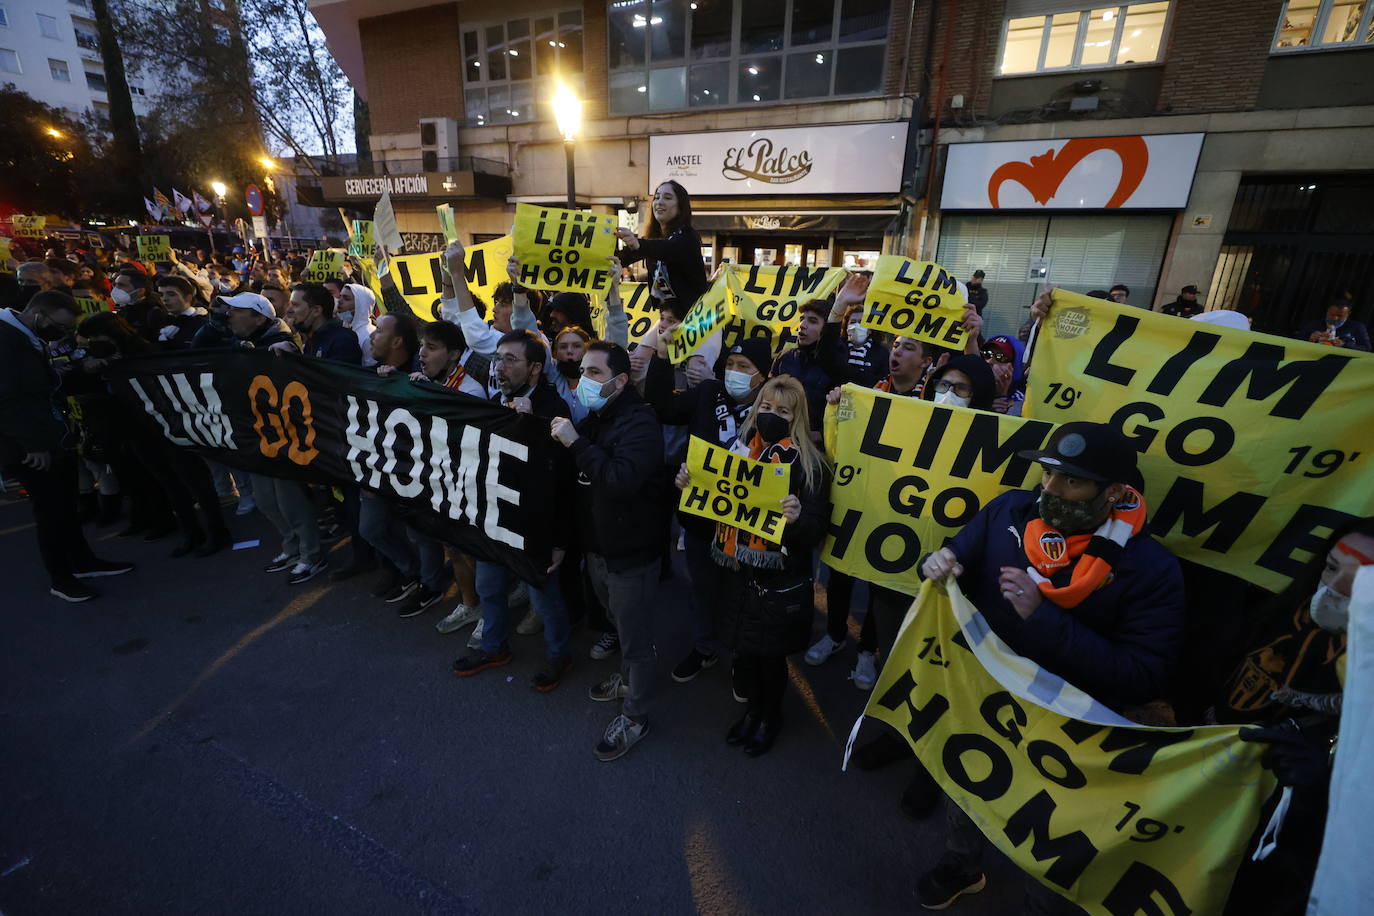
[0,489,1022,915]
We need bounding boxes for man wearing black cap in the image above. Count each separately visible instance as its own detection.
[966,270,988,316]
[1161,285,1203,319]
[915,421,1185,913]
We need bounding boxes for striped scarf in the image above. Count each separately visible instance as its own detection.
[1022,487,1147,609]
[712,433,797,571]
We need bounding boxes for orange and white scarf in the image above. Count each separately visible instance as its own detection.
[1022,487,1147,609]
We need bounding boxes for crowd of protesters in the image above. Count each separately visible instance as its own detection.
[1,179,1368,914]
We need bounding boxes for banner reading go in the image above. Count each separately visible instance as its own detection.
[861,255,969,350]
[822,386,1054,595]
[512,203,617,295]
[678,435,791,544]
[866,581,1275,916]
[1027,289,1374,592]
[724,264,847,357]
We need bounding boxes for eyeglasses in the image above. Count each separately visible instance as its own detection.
[495,354,527,366]
[981,348,1010,364]
[934,379,973,398]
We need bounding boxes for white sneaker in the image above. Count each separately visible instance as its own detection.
[805,634,844,666]
[515,607,544,636]
[435,603,481,634]
[235,494,257,516]
[466,619,485,650]
[851,651,878,691]
[287,558,328,585]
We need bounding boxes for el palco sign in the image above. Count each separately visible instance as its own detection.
[649,122,908,196]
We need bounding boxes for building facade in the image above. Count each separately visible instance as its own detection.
[308,0,1374,337]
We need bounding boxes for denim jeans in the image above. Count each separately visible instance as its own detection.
[475,560,571,661]
[359,494,444,589]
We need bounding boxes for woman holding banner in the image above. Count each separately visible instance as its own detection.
[674,374,830,756]
[615,181,708,307]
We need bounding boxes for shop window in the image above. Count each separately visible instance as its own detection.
[998,2,1171,75]
[1273,0,1374,50]
[608,0,890,114]
[462,10,584,126]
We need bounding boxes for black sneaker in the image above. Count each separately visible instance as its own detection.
[397,585,445,618]
[589,630,620,660]
[671,649,719,683]
[383,578,421,604]
[72,558,135,579]
[916,864,986,910]
[530,656,573,693]
[50,579,97,603]
[287,558,329,585]
[452,648,512,677]
[264,552,299,574]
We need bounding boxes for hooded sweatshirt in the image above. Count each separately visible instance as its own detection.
[343,283,378,367]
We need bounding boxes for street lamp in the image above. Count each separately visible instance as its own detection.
[552,82,582,209]
[208,181,228,255]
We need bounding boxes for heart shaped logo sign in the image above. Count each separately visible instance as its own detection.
[986,136,1150,209]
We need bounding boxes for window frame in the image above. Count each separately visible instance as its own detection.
[48,57,70,81]
[994,2,1174,77]
[606,0,891,115]
[36,11,60,39]
[461,9,585,127]
[0,8,9,28]
[0,47,20,73]
[1271,0,1374,53]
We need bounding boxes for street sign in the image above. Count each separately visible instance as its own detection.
[245,184,264,216]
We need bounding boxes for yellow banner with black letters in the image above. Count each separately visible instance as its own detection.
[301,249,345,283]
[866,580,1275,916]
[136,234,171,263]
[723,264,847,358]
[861,255,968,350]
[678,435,790,544]
[590,282,659,342]
[512,203,618,295]
[386,236,513,321]
[667,274,731,364]
[1026,289,1374,592]
[822,386,1056,595]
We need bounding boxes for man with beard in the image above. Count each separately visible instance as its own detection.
[916,421,1185,913]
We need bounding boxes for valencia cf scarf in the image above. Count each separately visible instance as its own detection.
[1022,487,1147,608]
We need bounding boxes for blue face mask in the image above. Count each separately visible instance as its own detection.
[723,369,755,399]
[577,376,614,411]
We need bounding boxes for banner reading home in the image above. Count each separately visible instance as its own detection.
[724,264,847,357]
[865,582,1275,916]
[512,203,617,295]
[1027,290,1374,592]
[678,436,790,544]
[301,249,344,282]
[137,235,171,263]
[861,256,969,351]
[823,387,1055,595]
[104,349,560,584]
[388,236,513,321]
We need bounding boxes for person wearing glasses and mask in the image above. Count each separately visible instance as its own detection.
[923,353,997,412]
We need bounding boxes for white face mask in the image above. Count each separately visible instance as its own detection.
[723,369,755,399]
[336,310,353,325]
[110,287,132,306]
[1309,584,1351,632]
[849,324,869,346]
[933,390,970,408]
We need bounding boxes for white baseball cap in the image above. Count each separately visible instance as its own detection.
[218,292,274,319]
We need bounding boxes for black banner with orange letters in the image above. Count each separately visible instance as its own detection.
[104,349,558,584]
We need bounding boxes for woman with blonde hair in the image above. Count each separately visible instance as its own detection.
[675,374,830,756]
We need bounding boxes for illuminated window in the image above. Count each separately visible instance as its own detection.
[463,11,583,126]
[1273,0,1374,50]
[998,2,1171,75]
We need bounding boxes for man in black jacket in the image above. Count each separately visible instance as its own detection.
[454,330,576,690]
[1,291,134,602]
[551,340,666,761]
[286,282,363,365]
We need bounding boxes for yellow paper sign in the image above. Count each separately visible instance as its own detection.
[387,236,513,321]
[512,203,617,295]
[590,283,659,341]
[74,296,109,316]
[301,249,345,282]
[862,255,968,350]
[1026,289,1374,592]
[867,582,1275,916]
[12,215,46,239]
[436,204,458,243]
[678,436,791,544]
[0,237,11,272]
[347,221,375,259]
[666,274,731,364]
[723,264,848,357]
[137,235,171,262]
[822,386,1055,595]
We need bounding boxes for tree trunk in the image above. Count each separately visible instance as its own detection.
[92,0,143,209]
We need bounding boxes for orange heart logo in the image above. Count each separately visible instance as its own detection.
[987,136,1150,208]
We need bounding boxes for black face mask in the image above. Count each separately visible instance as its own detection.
[557,359,582,380]
[1038,490,1109,533]
[754,411,790,444]
[34,319,68,342]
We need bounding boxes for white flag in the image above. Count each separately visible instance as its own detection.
[173,188,193,217]
[144,197,162,221]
